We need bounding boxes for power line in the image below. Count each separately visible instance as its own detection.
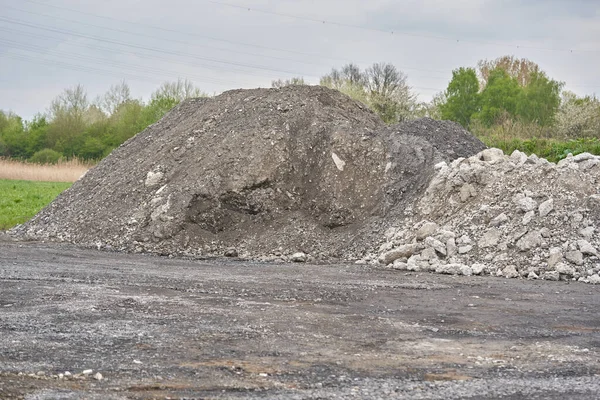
[0,26,293,83]
[13,1,600,91]
[206,0,599,54]
[5,3,596,98]
[17,0,451,75]
[17,0,359,65]
[3,23,451,86]
[0,37,247,88]
[0,16,322,79]
[0,26,269,85]
[0,24,450,94]
[4,4,330,70]
[0,12,453,84]
[5,5,446,81]
[4,53,171,85]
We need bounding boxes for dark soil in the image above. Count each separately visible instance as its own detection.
[11,86,485,260]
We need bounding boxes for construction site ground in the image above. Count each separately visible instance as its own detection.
[1,239,599,399]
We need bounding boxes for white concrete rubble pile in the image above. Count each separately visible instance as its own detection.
[372,148,600,284]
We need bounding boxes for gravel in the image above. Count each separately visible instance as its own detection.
[1,241,599,399]
[10,86,484,262]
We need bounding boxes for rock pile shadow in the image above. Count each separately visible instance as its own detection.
[11,86,485,260]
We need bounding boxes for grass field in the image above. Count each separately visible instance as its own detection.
[0,158,90,182]
[0,180,71,230]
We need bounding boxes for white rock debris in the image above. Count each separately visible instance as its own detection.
[376,149,600,284]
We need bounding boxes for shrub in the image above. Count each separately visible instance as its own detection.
[29,148,63,164]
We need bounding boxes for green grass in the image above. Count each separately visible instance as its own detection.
[478,137,600,163]
[469,120,600,163]
[0,179,71,230]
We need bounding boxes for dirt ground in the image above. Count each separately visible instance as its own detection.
[1,238,599,399]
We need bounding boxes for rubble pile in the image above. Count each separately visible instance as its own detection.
[10,86,485,260]
[373,149,600,283]
[14,84,598,283]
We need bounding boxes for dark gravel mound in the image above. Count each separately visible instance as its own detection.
[11,86,485,260]
[388,117,487,161]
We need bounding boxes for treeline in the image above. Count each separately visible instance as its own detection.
[311,56,599,160]
[1,56,599,164]
[313,56,600,140]
[0,79,205,163]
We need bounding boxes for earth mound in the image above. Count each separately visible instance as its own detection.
[11,85,485,260]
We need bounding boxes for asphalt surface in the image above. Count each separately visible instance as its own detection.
[0,239,599,399]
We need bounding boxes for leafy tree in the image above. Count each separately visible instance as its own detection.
[441,57,563,129]
[79,136,106,160]
[140,79,207,130]
[97,81,132,115]
[320,63,416,123]
[474,68,521,126]
[108,100,145,145]
[151,78,205,103]
[83,105,107,125]
[478,56,540,87]
[320,63,364,90]
[413,92,446,119]
[365,63,416,123]
[138,96,179,129]
[24,114,49,156]
[0,111,28,158]
[46,84,89,155]
[1,79,212,163]
[29,148,63,164]
[271,77,306,88]
[516,71,563,126]
[439,67,480,127]
[555,91,600,138]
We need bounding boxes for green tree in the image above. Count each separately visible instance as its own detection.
[108,100,145,146]
[439,67,480,127]
[474,68,521,126]
[516,71,563,126]
[151,78,205,103]
[139,79,207,130]
[0,111,28,158]
[555,91,600,138]
[97,81,132,115]
[79,136,106,160]
[413,92,446,119]
[29,148,63,164]
[320,63,364,90]
[271,77,306,88]
[24,114,49,156]
[46,84,90,156]
[138,96,179,129]
[478,56,540,88]
[320,63,416,123]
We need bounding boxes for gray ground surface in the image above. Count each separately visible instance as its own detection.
[1,239,599,399]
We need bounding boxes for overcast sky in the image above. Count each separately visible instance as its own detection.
[1,0,599,120]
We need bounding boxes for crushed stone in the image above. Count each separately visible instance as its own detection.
[372,149,600,283]
[10,85,485,262]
